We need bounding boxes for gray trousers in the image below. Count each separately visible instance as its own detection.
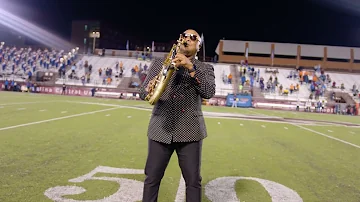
[142,138,203,202]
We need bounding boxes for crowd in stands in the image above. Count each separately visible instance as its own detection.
[223,64,258,95]
[2,78,39,93]
[0,42,79,85]
[259,64,358,100]
[69,60,93,85]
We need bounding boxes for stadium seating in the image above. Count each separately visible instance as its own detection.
[212,63,234,96]
[55,56,152,88]
[0,45,79,82]
[1,42,357,102]
[54,56,236,95]
[258,67,314,101]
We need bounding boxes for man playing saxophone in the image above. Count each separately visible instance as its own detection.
[139,29,216,202]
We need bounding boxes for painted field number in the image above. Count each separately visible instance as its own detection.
[44,166,303,202]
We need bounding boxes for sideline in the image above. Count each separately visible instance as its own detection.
[0,107,120,132]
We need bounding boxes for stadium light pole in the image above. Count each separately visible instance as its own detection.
[89,31,100,54]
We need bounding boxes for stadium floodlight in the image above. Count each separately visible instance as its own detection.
[89,31,100,54]
[75,47,79,51]
[0,8,75,50]
[0,42,4,45]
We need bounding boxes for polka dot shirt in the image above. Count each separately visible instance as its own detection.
[139,57,216,144]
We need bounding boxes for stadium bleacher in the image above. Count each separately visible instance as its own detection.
[1,41,358,106]
[0,43,79,82]
[213,63,359,105]
[55,56,152,88]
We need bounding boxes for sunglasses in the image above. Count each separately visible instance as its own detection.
[181,33,199,41]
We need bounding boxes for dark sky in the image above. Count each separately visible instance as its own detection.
[2,0,360,56]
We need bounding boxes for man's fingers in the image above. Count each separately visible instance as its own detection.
[172,58,181,63]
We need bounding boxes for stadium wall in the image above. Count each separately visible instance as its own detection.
[216,40,360,72]
[0,82,227,106]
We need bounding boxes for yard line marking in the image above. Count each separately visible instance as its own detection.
[261,125,266,128]
[284,127,288,130]
[350,131,355,134]
[105,114,111,117]
[61,111,67,114]
[294,124,360,149]
[17,108,26,110]
[0,106,3,108]
[0,107,120,132]
[328,130,333,133]
[0,101,56,106]
[39,109,46,112]
[240,123,243,126]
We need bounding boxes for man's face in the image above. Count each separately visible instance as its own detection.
[179,29,200,57]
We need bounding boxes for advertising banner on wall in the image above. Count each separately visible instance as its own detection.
[226,94,252,107]
[0,83,124,97]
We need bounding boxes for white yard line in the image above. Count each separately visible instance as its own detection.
[0,107,120,132]
[294,124,360,149]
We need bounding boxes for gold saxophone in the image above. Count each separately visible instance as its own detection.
[144,35,187,105]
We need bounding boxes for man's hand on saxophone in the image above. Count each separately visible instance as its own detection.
[172,53,193,70]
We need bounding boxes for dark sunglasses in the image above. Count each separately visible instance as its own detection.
[181,33,199,41]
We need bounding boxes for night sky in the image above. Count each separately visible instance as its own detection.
[2,0,360,56]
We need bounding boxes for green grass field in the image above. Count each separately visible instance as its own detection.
[0,91,359,202]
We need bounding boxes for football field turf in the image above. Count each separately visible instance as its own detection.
[0,91,359,202]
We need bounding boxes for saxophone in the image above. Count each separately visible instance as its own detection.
[144,35,187,105]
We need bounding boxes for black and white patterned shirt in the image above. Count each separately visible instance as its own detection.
[139,57,216,144]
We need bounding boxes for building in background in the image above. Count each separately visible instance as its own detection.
[71,20,175,54]
[71,20,100,54]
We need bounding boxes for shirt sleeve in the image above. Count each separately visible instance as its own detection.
[138,59,162,100]
[191,63,216,99]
